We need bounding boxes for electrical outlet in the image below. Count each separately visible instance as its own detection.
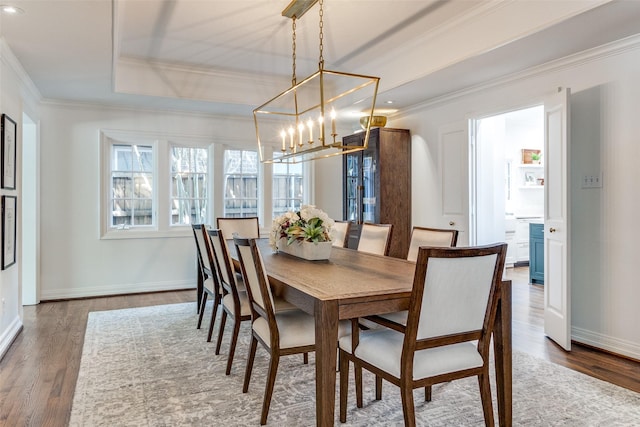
[582,173,602,188]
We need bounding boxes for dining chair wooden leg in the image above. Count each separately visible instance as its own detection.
[197,292,208,329]
[478,372,495,426]
[355,365,363,408]
[225,318,241,375]
[424,385,432,402]
[303,352,308,364]
[375,375,382,401]
[206,296,219,342]
[260,353,280,425]
[400,378,417,427]
[215,311,228,355]
[243,336,258,393]
[339,350,349,423]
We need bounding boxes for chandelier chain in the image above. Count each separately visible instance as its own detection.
[291,16,297,85]
[318,0,324,69]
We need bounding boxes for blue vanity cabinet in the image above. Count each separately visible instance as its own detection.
[529,223,544,284]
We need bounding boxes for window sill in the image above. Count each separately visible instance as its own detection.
[100,227,192,240]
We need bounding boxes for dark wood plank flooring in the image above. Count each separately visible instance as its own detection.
[1,270,639,426]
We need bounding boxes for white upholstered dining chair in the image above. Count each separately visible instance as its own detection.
[339,244,507,427]
[331,220,351,248]
[406,226,459,262]
[234,237,349,425]
[356,223,393,256]
[216,216,260,239]
[192,224,221,341]
[361,225,460,329]
[208,229,297,376]
[207,228,251,375]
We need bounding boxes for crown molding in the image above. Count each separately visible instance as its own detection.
[399,32,640,115]
[39,97,254,122]
[0,37,42,103]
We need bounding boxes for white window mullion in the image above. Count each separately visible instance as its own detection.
[157,139,169,232]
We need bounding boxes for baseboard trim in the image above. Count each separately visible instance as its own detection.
[40,280,195,301]
[0,316,23,361]
[572,326,640,362]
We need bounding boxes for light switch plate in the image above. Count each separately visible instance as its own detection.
[582,173,602,188]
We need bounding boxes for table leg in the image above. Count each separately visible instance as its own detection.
[315,299,339,427]
[494,280,512,426]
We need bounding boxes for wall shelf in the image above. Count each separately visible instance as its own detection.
[518,163,544,168]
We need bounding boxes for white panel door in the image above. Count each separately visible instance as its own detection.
[439,122,469,244]
[544,88,571,351]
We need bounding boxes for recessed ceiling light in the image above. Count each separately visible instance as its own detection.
[0,5,25,15]
[385,100,394,104]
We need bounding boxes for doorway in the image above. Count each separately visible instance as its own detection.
[470,105,544,269]
[22,113,38,305]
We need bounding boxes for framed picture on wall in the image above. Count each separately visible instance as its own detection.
[1,114,17,189]
[2,195,17,270]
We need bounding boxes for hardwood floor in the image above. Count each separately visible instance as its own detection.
[505,267,640,393]
[0,291,194,426]
[1,271,639,426]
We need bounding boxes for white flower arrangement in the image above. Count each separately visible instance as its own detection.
[270,205,335,250]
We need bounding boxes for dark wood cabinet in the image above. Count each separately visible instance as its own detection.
[529,223,544,284]
[342,127,411,258]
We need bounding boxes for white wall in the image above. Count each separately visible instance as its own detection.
[38,103,256,300]
[0,40,38,358]
[390,37,640,359]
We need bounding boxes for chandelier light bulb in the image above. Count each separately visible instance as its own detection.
[288,126,295,149]
[307,119,314,143]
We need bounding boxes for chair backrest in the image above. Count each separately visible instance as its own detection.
[405,244,506,355]
[207,229,241,299]
[234,238,277,335]
[217,217,260,240]
[330,221,351,248]
[357,223,393,256]
[192,224,214,276]
[406,226,459,262]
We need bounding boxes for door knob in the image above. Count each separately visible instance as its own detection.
[449,221,455,226]
[549,227,556,233]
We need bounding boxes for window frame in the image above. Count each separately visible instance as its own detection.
[169,144,210,226]
[222,149,260,218]
[100,130,214,240]
[272,160,305,218]
[100,133,312,240]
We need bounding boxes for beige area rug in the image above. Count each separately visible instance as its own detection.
[70,303,640,426]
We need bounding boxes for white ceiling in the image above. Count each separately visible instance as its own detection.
[2,0,640,117]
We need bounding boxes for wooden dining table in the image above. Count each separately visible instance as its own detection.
[219,238,512,426]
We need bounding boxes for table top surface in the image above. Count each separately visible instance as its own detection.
[233,239,416,304]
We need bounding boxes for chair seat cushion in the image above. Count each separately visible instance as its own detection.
[203,277,216,294]
[253,310,316,349]
[273,296,297,312]
[339,329,483,380]
[253,311,352,350]
[222,292,251,317]
[359,310,408,329]
[378,310,408,325]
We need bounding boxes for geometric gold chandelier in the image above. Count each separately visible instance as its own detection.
[253,0,380,163]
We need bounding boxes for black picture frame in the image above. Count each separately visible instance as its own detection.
[1,114,17,190]
[2,195,17,270]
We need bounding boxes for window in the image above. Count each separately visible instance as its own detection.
[102,131,308,238]
[110,143,154,228]
[171,146,208,225]
[273,160,303,217]
[223,150,258,217]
